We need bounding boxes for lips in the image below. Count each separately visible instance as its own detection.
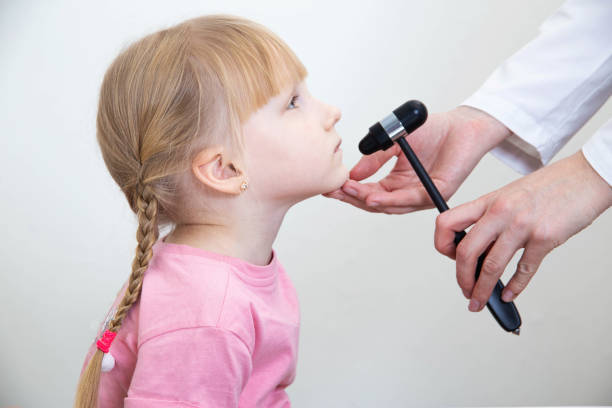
[334,139,342,153]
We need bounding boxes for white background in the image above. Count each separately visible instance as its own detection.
[1,0,611,407]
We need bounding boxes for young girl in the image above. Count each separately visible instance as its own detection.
[74,15,347,407]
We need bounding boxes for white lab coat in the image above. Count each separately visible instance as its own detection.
[462,0,612,185]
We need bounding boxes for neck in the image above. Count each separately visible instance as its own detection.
[165,203,289,266]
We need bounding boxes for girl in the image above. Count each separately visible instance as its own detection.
[75,15,347,407]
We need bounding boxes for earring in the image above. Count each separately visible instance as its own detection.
[240,181,248,192]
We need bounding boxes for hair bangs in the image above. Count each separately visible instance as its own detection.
[227,31,308,123]
[186,15,308,125]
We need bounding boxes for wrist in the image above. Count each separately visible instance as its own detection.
[453,105,512,152]
[573,150,612,210]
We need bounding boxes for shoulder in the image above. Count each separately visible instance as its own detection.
[137,244,256,349]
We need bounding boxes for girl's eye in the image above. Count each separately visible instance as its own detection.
[287,95,299,110]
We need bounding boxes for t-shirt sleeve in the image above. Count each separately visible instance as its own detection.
[124,326,253,408]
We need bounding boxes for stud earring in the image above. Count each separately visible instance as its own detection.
[240,181,248,192]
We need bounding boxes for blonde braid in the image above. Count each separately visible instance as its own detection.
[109,181,159,332]
[74,181,159,408]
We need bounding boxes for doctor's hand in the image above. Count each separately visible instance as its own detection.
[323,106,511,214]
[434,151,612,312]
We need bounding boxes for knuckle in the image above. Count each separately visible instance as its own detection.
[489,198,514,216]
[515,262,534,281]
[512,212,531,231]
[511,265,534,291]
[531,227,554,247]
[455,244,471,264]
[434,236,448,254]
[435,213,444,229]
[481,257,502,277]
[435,212,451,231]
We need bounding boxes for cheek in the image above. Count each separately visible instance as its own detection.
[250,123,312,166]
[243,132,301,187]
[282,129,327,174]
[243,121,338,197]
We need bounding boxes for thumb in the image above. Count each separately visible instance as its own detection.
[434,198,488,258]
[349,144,400,181]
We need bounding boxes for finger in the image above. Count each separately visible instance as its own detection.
[501,242,548,302]
[325,180,374,202]
[322,189,343,199]
[334,180,417,213]
[434,199,489,259]
[343,176,440,210]
[341,179,397,207]
[331,190,383,213]
[322,190,339,196]
[469,231,526,311]
[349,144,400,181]
[378,205,419,214]
[454,214,503,303]
[365,185,433,209]
[341,180,379,201]
[341,180,424,213]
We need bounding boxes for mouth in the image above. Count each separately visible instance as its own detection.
[334,139,342,153]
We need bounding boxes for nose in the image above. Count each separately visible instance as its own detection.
[324,103,341,131]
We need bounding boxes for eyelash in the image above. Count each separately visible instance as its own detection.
[288,95,299,110]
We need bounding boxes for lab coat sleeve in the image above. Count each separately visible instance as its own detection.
[582,118,612,185]
[461,0,612,184]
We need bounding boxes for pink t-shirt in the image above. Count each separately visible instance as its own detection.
[80,238,300,407]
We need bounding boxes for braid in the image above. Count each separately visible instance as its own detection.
[109,182,159,332]
[74,182,159,408]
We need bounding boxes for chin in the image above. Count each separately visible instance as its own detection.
[291,166,349,199]
[324,165,350,193]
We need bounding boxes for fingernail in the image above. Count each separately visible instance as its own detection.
[502,290,514,302]
[369,201,380,207]
[462,289,470,299]
[468,299,480,312]
[343,187,357,196]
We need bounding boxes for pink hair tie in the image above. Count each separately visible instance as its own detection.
[97,330,117,372]
[96,330,117,353]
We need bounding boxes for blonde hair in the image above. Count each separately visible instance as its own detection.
[74,15,306,407]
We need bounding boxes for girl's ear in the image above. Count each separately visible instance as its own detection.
[192,146,245,195]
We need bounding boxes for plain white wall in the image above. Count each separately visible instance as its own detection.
[1,1,611,406]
